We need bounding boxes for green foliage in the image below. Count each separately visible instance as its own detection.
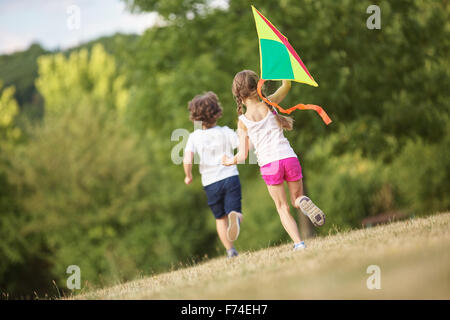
[0,34,138,124]
[0,83,46,298]
[125,0,208,19]
[0,82,21,144]
[305,130,386,232]
[0,44,47,107]
[36,44,129,115]
[389,121,450,215]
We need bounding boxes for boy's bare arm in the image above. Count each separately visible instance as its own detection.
[267,80,291,104]
[183,151,194,184]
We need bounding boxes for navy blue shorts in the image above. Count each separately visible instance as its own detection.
[204,175,242,219]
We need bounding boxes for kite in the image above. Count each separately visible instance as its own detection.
[251,5,332,125]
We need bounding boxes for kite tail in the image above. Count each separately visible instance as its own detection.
[257,79,332,125]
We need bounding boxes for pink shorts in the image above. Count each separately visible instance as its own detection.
[260,157,303,185]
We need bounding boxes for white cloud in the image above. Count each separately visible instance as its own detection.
[0,30,34,54]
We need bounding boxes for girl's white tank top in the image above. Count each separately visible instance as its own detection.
[239,110,297,167]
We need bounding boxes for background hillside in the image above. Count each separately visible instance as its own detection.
[0,0,449,298]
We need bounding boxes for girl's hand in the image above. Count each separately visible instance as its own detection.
[282,80,292,88]
[222,155,236,166]
[184,176,193,185]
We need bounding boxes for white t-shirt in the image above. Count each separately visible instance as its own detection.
[238,111,297,167]
[185,126,239,186]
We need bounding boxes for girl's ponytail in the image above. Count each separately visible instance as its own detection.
[261,91,294,131]
[269,105,294,131]
[236,98,244,116]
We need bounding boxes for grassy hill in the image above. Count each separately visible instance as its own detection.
[70,212,450,300]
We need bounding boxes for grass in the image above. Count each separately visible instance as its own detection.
[70,212,450,299]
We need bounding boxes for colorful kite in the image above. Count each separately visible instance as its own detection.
[251,5,332,125]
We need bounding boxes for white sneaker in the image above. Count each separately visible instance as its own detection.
[293,241,307,251]
[226,211,241,241]
[227,248,238,258]
[295,196,326,227]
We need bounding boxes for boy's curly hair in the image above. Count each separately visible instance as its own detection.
[188,92,223,129]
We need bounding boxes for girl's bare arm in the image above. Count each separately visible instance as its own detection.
[267,80,291,104]
[222,120,249,166]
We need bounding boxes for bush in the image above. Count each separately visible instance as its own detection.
[304,131,388,233]
[389,129,450,215]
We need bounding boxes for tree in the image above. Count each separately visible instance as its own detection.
[0,43,47,107]
[0,82,21,144]
[35,44,129,115]
[124,0,209,19]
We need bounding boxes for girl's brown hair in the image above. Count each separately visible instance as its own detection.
[188,91,223,129]
[231,70,293,131]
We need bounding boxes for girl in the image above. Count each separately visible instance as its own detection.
[222,70,325,251]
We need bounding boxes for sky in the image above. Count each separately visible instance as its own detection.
[0,0,160,54]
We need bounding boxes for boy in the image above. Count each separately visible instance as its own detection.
[183,92,243,258]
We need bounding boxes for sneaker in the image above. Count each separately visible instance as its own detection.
[226,211,241,241]
[295,196,326,227]
[293,241,307,251]
[227,248,239,258]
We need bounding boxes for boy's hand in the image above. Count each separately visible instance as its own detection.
[184,176,193,185]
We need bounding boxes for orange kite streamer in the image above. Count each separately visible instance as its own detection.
[257,79,332,125]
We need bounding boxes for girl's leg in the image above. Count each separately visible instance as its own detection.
[266,183,302,243]
[287,179,315,239]
[216,216,233,250]
[288,179,326,227]
[286,179,304,208]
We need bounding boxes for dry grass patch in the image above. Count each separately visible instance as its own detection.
[71,212,450,299]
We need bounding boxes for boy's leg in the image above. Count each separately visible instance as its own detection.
[226,211,242,241]
[205,180,235,251]
[223,176,243,242]
[266,183,302,244]
[216,216,234,250]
